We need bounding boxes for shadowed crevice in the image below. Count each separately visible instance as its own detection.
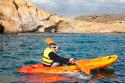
[32,25,43,32]
[44,20,63,33]
[0,23,4,34]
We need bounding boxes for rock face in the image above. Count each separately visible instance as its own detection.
[0,0,125,34]
[58,20,125,33]
[75,14,125,23]
[0,0,67,33]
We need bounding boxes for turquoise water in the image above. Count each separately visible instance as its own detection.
[0,33,125,83]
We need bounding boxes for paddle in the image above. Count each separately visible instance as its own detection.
[43,37,91,75]
[43,37,55,45]
[60,49,90,75]
[76,61,90,75]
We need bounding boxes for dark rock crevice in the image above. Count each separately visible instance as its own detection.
[44,20,63,32]
[27,5,33,22]
[32,25,43,32]
[0,22,4,34]
[41,14,55,21]
[36,8,40,21]
[13,0,22,22]
[13,0,19,10]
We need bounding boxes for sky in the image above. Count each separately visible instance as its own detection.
[26,0,125,18]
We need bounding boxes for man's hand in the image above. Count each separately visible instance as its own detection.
[69,58,75,65]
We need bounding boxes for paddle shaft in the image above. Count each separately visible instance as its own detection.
[60,49,71,58]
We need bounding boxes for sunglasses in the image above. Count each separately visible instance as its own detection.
[52,47,56,48]
[52,46,61,50]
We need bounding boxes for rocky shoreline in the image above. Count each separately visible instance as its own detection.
[1,0,125,34]
[75,14,125,23]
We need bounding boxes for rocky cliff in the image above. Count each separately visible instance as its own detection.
[0,0,68,33]
[1,0,125,34]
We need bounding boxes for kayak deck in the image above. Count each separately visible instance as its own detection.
[77,55,118,70]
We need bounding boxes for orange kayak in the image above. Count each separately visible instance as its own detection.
[18,55,118,74]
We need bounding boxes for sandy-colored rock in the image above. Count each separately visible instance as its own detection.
[14,0,32,23]
[0,0,125,34]
[0,0,21,33]
[1,20,21,33]
[75,14,125,23]
[27,2,38,21]
[0,0,19,19]
[14,0,26,5]
[37,9,51,21]
[58,21,125,33]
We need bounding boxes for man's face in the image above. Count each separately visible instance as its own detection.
[51,45,59,52]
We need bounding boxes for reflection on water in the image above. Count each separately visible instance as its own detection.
[92,68,116,79]
[21,74,69,83]
[20,68,116,83]
[0,35,3,53]
[20,73,90,83]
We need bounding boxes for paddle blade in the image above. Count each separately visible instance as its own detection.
[76,61,91,75]
[77,64,90,75]
[43,37,54,44]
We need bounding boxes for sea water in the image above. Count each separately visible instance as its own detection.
[0,33,125,83]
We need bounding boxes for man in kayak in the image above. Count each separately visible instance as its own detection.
[42,43,75,67]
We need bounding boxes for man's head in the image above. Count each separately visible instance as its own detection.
[49,43,60,52]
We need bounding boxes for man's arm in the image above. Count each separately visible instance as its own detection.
[49,52,69,64]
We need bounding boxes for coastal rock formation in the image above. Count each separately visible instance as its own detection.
[0,0,22,33]
[75,14,125,23]
[58,21,125,33]
[0,0,67,33]
[0,0,125,33]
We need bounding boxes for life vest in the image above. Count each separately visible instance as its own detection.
[42,47,54,66]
